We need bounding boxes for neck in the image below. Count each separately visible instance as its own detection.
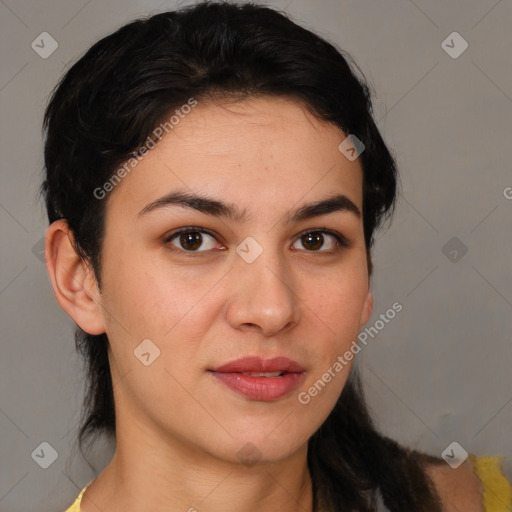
[81,422,314,512]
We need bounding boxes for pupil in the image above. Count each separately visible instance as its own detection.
[303,232,323,250]
[181,232,202,250]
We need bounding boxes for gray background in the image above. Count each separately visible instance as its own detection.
[0,0,511,510]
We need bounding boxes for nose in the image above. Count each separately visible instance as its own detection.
[225,248,301,337]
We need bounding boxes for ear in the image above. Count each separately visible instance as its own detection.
[359,288,374,328]
[45,219,106,335]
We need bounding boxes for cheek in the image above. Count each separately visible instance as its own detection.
[100,248,216,339]
[99,251,228,390]
[100,260,219,407]
[304,259,369,343]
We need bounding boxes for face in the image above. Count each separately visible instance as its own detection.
[94,96,373,464]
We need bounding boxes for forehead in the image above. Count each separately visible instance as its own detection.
[104,95,364,219]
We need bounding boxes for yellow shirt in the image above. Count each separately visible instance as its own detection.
[64,480,91,512]
[64,456,512,512]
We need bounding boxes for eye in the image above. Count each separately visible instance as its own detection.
[164,228,221,252]
[164,227,348,254]
[291,230,348,252]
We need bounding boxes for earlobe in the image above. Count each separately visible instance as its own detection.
[45,219,106,335]
[359,289,374,328]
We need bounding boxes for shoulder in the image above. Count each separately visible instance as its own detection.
[425,457,484,512]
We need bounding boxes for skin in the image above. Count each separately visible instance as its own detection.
[48,94,475,512]
[427,460,484,512]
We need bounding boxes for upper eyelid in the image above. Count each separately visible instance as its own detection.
[163,227,220,243]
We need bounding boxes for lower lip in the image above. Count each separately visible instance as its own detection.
[210,371,305,401]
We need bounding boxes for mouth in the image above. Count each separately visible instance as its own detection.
[210,355,305,374]
[208,356,305,401]
[238,371,286,377]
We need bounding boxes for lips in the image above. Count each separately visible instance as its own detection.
[208,356,305,401]
[211,356,305,374]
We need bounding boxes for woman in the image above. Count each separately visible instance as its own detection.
[41,2,511,511]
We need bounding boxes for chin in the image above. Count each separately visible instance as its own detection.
[206,431,306,467]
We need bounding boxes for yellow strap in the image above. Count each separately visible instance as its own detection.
[469,454,512,512]
[64,481,93,512]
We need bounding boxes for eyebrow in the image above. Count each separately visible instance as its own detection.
[137,190,361,223]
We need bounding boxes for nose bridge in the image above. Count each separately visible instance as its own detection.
[226,239,300,336]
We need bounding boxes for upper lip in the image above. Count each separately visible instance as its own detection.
[210,356,305,373]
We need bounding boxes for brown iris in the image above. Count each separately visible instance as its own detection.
[179,231,203,250]
[301,232,324,251]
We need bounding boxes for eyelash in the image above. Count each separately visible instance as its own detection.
[163,227,350,255]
